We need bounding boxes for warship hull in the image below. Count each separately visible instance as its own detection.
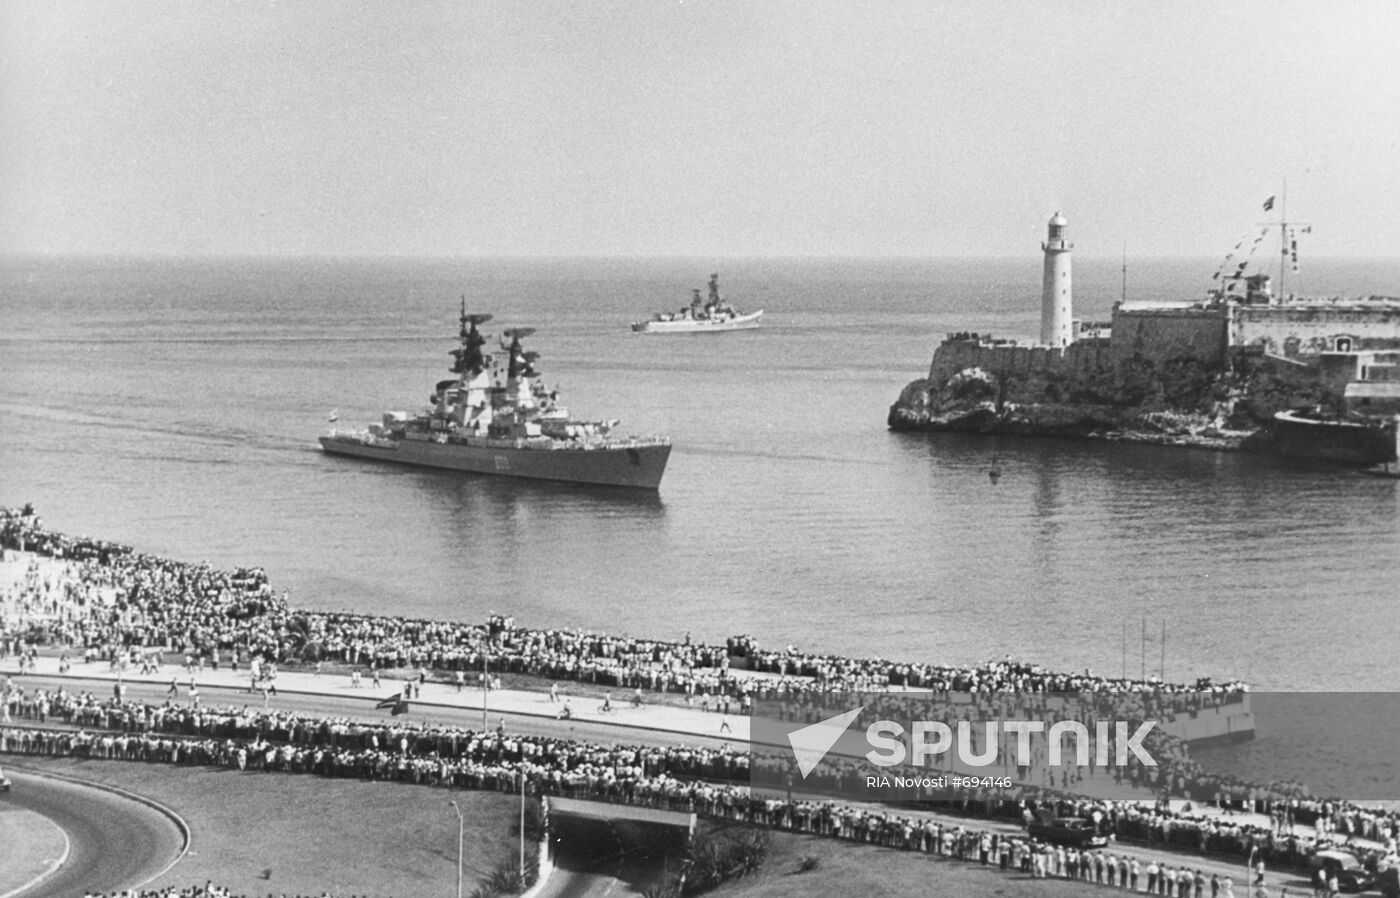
[319,434,672,489]
[1254,409,1398,467]
[631,310,763,334]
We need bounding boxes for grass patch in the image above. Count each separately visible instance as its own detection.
[18,756,527,898]
[703,830,1109,898]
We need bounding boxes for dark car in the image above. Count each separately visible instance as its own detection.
[1027,816,1108,849]
[1308,850,1377,894]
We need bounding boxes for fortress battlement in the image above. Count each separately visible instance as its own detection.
[927,219,1400,390]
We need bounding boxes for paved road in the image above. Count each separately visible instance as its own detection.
[1,768,184,898]
[537,835,668,898]
[10,672,740,752]
[536,865,644,898]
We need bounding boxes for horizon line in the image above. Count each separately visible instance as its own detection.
[4,250,1399,263]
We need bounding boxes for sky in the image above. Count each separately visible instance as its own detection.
[2,1,1398,258]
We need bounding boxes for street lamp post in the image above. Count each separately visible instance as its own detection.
[449,800,464,898]
[481,650,489,732]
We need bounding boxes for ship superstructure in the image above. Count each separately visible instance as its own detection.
[320,306,671,489]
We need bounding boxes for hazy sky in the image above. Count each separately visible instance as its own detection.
[2,1,1398,257]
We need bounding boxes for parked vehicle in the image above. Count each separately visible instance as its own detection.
[1308,849,1376,894]
[1026,816,1108,849]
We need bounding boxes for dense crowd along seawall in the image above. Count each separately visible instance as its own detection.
[4,506,1397,891]
[0,506,1326,807]
[0,507,1247,704]
[1,505,1272,803]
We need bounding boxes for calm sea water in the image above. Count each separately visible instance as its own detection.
[2,255,1398,703]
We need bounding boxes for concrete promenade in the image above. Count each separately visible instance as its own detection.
[3,652,753,744]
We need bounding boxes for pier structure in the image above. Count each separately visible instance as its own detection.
[1040,212,1073,347]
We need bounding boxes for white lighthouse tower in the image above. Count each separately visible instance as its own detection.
[1040,212,1073,347]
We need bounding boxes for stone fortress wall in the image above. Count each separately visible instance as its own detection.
[1232,300,1400,357]
[922,213,1400,413]
[1110,306,1228,368]
[929,293,1400,393]
[928,304,1228,384]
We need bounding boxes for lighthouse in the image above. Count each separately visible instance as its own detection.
[1041,212,1073,347]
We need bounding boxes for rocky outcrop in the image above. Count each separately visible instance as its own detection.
[888,352,1325,452]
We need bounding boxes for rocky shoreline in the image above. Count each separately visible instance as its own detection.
[882,337,1362,459]
[887,377,1264,453]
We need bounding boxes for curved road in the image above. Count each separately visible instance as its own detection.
[2,769,185,898]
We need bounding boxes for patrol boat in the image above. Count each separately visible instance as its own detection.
[631,273,763,334]
[320,307,672,489]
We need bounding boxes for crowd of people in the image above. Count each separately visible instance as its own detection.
[3,681,1396,885]
[0,507,1249,708]
[4,506,1397,893]
[0,721,1259,897]
[1,683,749,784]
[0,508,1295,808]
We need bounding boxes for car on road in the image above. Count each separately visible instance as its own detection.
[0,765,10,792]
[1026,816,1108,849]
[1308,849,1376,894]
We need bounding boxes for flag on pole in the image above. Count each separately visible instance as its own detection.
[1263,196,1275,211]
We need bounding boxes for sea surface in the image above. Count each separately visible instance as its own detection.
[1,255,1397,708]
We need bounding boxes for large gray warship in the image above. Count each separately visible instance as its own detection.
[320,307,671,489]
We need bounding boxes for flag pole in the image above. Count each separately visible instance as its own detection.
[1160,619,1166,681]
[1140,616,1146,681]
[1121,242,1128,306]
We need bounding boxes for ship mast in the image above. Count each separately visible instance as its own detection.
[1261,180,1307,302]
[1277,181,1287,299]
